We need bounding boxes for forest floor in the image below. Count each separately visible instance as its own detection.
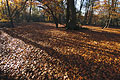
[0,22,120,80]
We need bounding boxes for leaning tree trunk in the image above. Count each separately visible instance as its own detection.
[6,0,14,27]
[38,5,59,28]
[102,0,113,29]
[102,17,111,29]
[79,0,84,23]
[107,18,111,28]
[79,0,84,16]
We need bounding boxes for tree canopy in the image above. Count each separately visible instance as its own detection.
[0,0,120,28]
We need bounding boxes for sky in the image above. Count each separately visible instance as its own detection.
[76,0,120,15]
[76,0,86,15]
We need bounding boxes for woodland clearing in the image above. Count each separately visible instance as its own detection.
[0,22,120,80]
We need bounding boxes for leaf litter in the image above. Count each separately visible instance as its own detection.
[0,22,120,80]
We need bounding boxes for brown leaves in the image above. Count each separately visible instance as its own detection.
[0,23,120,80]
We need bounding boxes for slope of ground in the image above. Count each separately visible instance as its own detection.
[0,30,68,80]
[0,22,120,80]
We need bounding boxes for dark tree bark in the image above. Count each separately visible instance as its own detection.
[66,0,77,30]
[59,14,62,24]
[46,5,58,28]
[66,0,70,28]
[83,11,88,25]
[6,0,14,27]
[28,0,32,22]
[83,0,90,25]
[79,0,85,17]
[53,15,58,28]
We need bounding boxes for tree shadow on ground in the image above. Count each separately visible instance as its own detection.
[3,25,120,57]
[22,23,120,43]
[2,28,120,80]
[16,23,120,56]
[63,27,120,43]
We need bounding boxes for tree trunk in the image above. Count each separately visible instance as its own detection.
[66,0,77,30]
[53,16,58,28]
[79,0,84,17]
[88,11,93,25]
[102,0,114,29]
[59,14,62,24]
[102,18,111,29]
[80,0,84,13]
[15,10,20,23]
[70,0,76,29]
[83,10,88,25]
[83,0,90,25]
[66,0,70,28]
[38,5,59,28]
[6,0,14,27]
[28,0,32,22]
[78,0,84,23]
[88,1,94,25]
[107,18,111,28]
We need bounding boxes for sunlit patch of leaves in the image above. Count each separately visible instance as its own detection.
[0,23,120,80]
[0,31,70,80]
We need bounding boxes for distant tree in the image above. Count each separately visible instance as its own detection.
[37,0,64,28]
[77,0,85,24]
[79,0,85,16]
[88,0,95,25]
[83,0,90,25]
[6,0,14,27]
[27,0,32,22]
[93,0,120,28]
[0,0,28,27]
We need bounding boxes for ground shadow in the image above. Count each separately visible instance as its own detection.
[28,23,120,43]
[3,26,120,57]
[2,28,120,79]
